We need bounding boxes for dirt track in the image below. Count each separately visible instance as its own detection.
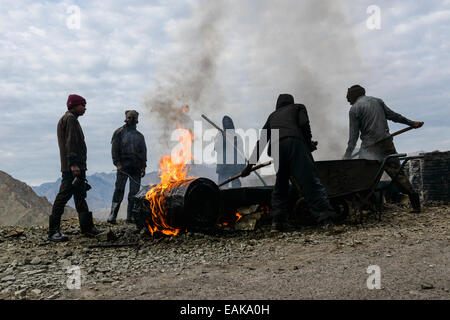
[0,204,448,300]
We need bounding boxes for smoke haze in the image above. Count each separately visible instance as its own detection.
[143,0,227,149]
[144,0,363,160]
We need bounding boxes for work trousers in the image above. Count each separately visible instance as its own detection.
[49,171,90,233]
[361,139,415,195]
[271,137,331,223]
[112,169,141,206]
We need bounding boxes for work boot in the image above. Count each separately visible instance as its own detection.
[79,211,103,237]
[48,214,69,242]
[270,221,283,233]
[409,192,421,213]
[126,201,136,224]
[48,231,69,242]
[107,202,121,224]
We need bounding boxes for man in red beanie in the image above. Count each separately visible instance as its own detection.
[48,94,102,242]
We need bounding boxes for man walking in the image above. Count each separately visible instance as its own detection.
[48,94,102,242]
[241,94,337,232]
[215,115,246,188]
[108,110,147,224]
[343,85,424,212]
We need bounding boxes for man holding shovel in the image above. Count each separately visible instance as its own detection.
[343,85,424,212]
[241,94,337,232]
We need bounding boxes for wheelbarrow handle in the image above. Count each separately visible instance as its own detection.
[384,153,407,161]
[369,153,407,190]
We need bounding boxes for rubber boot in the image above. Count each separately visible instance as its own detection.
[107,202,121,224]
[409,192,421,213]
[126,200,136,224]
[48,215,69,242]
[79,211,103,237]
[132,202,145,231]
[270,220,283,233]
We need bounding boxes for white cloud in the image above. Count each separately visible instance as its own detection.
[394,10,450,34]
[0,0,449,185]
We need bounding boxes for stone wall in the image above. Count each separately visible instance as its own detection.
[405,151,449,206]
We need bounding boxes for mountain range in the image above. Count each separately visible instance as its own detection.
[32,165,219,221]
[0,170,76,226]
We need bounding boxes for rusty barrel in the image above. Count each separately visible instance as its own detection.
[136,177,220,232]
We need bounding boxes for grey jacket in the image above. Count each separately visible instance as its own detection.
[344,95,413,159]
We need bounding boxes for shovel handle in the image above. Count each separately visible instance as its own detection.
[218,161,272,187]
[351,126,416,159]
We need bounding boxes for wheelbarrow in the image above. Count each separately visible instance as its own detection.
[219,153,423,225]
[310,153,423,223]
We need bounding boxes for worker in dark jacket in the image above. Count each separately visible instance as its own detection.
[214,116,246,188]
[241,94,337,232]
[108,110,147,224]
[343,85,424,212]
[48,94,102,242]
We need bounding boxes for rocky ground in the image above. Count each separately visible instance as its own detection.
[0,204,448,300]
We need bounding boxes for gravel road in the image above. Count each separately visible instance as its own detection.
[0,204,448,300]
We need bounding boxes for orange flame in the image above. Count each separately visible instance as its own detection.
[145,106,194,236]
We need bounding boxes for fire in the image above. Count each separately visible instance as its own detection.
[145,111,194,236]
[217,205,269,228]
[217,212,243,227]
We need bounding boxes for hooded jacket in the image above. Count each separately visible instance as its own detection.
[111,124,147,170]
[250,94,314,161]
[265,94,312,142]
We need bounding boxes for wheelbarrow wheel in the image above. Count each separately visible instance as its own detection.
[291,198,316,226]
[331,198,350,223]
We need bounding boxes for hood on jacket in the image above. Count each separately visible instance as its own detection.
[276,94,294,109]
[222,115,235,130]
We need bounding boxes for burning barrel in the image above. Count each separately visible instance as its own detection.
[135,177,220,235]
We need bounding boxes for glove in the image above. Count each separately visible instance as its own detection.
[241,163,254,177]
[310,140,318,152]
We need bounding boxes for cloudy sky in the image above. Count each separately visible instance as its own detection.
[0,0,449,186]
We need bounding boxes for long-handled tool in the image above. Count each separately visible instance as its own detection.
[201,114,268,186]
[351,126,416,159]
[88,243,138,249]
[112,169,147,188]
[218,161,272,187]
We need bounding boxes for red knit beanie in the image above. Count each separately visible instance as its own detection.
[67,94,86,110]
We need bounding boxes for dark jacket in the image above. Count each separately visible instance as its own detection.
[214,116,246,175]
[251,94,314,161]
[111,125,147,170]
[57,111,87,172]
